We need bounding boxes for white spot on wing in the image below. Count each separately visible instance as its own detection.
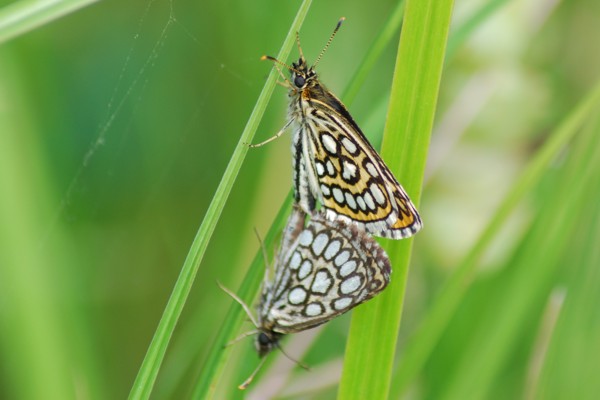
[332,187,345,204]
[311,271,332,294]
[342,160,357,180]
[371,183,386,206]
[321,133,338,154]
[333,297,352,310]
[326,160,335,176]
[298,230,314,247]
[340,260,357,277]
[289,251,302,270]
[334,250,351,267]
[364,192,376,211]
[315,161,325,176]
[324,239,341,260]
[288,287,307,304]
[305,303,324,316]
[345,192,357,210]
[321,184,331,196]
[341,275,362,294]
[298,259,313,279]
[356,195,366,211]
[365,162,379,178]
[312,233,329,256]
[341,137,357,154]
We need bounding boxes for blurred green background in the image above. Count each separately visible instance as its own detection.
[1,0,600,399]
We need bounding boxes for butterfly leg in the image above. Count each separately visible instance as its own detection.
[217,281,259,327]
[248,119,293,147]
[238,357,268,390]
[225,329,260,347]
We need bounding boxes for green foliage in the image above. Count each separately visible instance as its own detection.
[1,0,600,399]
[339,0,453,398]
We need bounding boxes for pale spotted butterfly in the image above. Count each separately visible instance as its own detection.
[223,205,391,388]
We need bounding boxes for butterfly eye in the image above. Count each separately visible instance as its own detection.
[257,333,270,345]
[294,75,306,88]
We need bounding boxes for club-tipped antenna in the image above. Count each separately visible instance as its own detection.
[261,55,300,75]
[312,17,345,69]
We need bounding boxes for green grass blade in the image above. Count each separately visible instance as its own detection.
[532,113,600,400]
[439,92,600,400]
[445,0,509,59]
[0,0,99,44]
[338,0,455,398]
[343,0,405,106]
[391,78,600,396]
[126,1,313,399]
[191,200,293,399]
[0,54,78,400]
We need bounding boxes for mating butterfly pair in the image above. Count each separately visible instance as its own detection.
[228,18,422,388]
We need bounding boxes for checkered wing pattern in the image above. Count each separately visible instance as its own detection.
[258,206,391,335]
[289,57,422,239]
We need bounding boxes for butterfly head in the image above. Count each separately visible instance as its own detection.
[255,330,281,357]
[290,57,317,90]
[262,18,344,91]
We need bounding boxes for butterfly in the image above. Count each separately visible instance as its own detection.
[222,205,391,388]
[252,18,423,239]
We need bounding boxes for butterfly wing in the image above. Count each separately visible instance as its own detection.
[293,89,422,239]
[262,212,391,334]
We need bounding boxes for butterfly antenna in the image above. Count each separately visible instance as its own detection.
[238,357,268,390]
[312,17,345,69]
[217,281,259,328]
[295,30,305,60]
[275,342,310,371]
[261,55,300,89]
[261,55,300,75]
